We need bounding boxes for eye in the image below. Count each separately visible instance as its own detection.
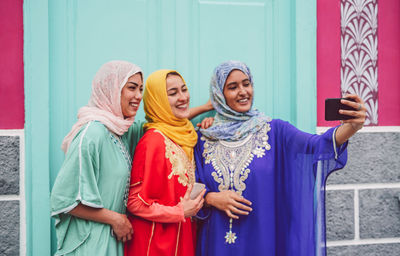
[139,86,144,92]
[182,86,188,92]
[227,85,237,90]
[128,85,137,90]
[168,90,177,96]
[243,82,251,87]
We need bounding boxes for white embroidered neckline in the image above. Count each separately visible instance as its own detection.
[201,122,271,196]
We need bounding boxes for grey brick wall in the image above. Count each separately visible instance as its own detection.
[0,200,20,256]
[326,132,400,255]
[0,136,21,256]
[0,136,20,194]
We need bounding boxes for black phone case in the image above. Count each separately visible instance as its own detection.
[325,98,356,121]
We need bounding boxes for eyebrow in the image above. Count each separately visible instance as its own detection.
[167,84,186,92]
[226,79,250,87]
[127,81,141,87]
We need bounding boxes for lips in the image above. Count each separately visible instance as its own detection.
[176,103,188,109]
[129,102,140,108]
[237,98,250,104]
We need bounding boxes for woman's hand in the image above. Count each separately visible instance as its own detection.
[335,94,366,145]
[68,203,133,242]
[110,213,134,242]
[197,117,214,129]
[205,190,252,219]
[339,94,366,131]
[180,184,206,218]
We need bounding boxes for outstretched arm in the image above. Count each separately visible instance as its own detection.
[335,94,366,146]
[189,100,213,120]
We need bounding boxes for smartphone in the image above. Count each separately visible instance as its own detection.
[190,182,206,199]
[325,98,356,121]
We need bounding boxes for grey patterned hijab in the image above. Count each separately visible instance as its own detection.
[200,60,270,141]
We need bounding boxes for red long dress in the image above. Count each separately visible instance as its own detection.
[125,129,196,256]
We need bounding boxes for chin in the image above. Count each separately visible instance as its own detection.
[175,111,190,119]
[234,106,251,113]
[125,112,137,119]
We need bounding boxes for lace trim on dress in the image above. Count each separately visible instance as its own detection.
[155,130,195,187]
[109,132,132,208]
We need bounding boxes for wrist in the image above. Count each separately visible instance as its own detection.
[350,122,362,132]
[107,210,121,227]
[205,192,215,207]
[177,202,185,218]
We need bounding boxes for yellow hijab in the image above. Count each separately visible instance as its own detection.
[143,69,198,160]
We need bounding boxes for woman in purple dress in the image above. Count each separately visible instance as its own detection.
[194,61,366,256]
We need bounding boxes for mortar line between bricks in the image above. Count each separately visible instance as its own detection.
[327,238,400,247]
[0,195,20,201]
[19,131,26,256]
[354,189,360,239]
[326,183,400,190]
[0,129,24,136]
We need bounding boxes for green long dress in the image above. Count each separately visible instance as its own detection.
[51,121,144,256]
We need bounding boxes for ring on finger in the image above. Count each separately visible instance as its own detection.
[357,103,362,111]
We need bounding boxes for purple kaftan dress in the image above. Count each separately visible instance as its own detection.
[194,119,347,256]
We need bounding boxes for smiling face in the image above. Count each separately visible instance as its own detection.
[223,69,253,113]
[166,73,190,119]
[120,73,143,119]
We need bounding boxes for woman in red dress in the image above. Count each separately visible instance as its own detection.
[125,70,208,256]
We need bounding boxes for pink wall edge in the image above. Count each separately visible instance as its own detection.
[0,0,24,129]
[317,0,341,127]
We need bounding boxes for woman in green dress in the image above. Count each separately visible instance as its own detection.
[51,60,145,255]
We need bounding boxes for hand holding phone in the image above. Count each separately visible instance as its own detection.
[190,182,206,199]
[325,98,357,121]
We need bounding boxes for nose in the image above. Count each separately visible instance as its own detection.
[135,91,143,100]
[238,85,246,95]
[177,91,188,102]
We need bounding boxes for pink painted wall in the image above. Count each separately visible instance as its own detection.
[317,0,400,126]
[378,0,400,125]
[0,0,24,129]
[317,0,341,127]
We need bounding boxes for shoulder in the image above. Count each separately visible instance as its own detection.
[268,119,297,134]
[127,120,145,134]
[135,129,167,152]
[141,129,165,142]
[269,119,289,128]
[70,121,109,152]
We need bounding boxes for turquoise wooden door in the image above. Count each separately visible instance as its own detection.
[24,0,316,254]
